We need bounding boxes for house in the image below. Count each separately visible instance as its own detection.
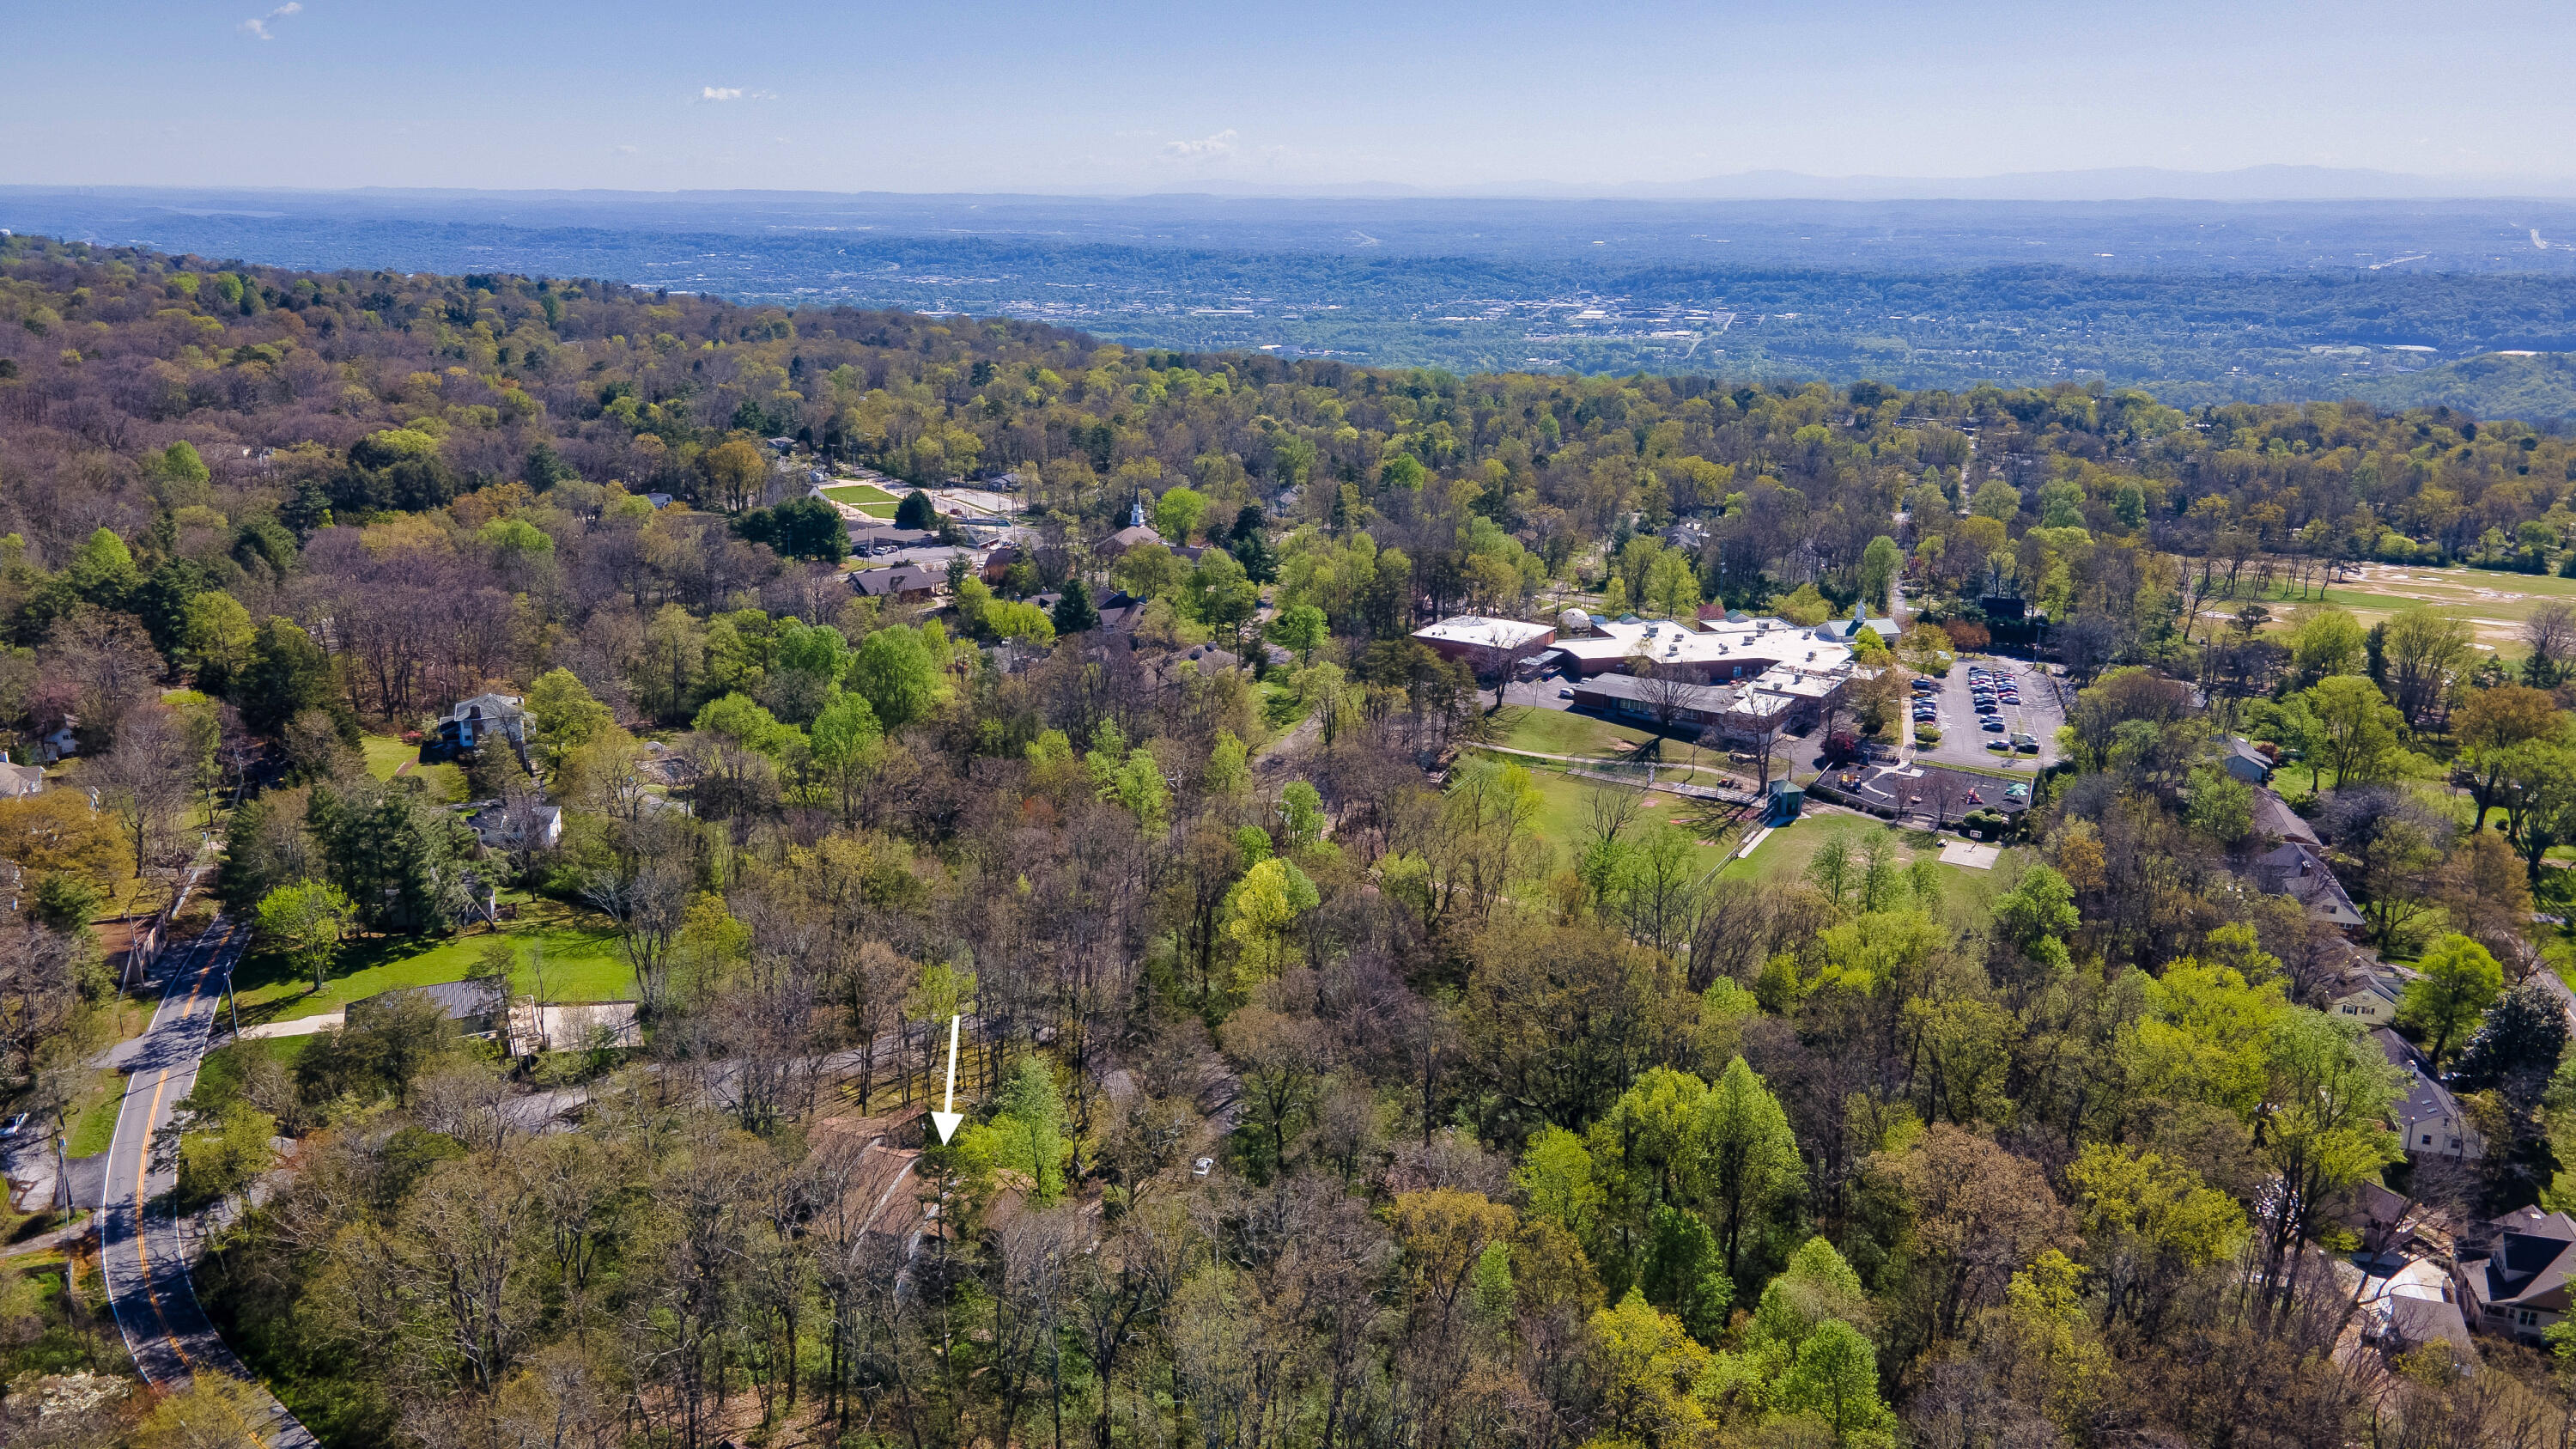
[981,542,1030,584]
[2222,736,2275,785]
[2371,1026,2430,1074]
[464,799,563,851]
[2456,1208,2576,1343]
[2327,963,2403,1026]
[1412,616,1558,675]
[425,693,526,764]
[0,755,42,800]
[36,721,76,763]
[644,492,674,509]
[849,564,943,602]
[1092,589,1150,635]
[2256,841,2366,932]
[2392,1056,2482,1161]
[2251,787,2319,846]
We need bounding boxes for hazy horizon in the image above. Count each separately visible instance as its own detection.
[13,1,2576,195]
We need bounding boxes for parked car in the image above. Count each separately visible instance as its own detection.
[1982,717,2007,732]
[0,1112,24,1139]
[1557,687,1573,699]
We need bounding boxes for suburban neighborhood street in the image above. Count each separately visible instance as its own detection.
[96,918,317,1447]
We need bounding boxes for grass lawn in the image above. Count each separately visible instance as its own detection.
[1719,809,2018,916]
[1468,748,1750,863]
[821,483,899,508]
[360,734,414,779]
[232,896,635,1025]
[360,734,467,802]
[2253,563,2576,658]
[853,502,900,519]
[1485,705,1745,787]
[62,1067,125,1159]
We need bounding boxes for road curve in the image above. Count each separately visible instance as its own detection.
[98,917,319,1447]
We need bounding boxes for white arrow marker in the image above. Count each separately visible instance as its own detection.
[930,1014,963,1144]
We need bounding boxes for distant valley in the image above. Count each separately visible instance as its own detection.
[10,186,2576,417]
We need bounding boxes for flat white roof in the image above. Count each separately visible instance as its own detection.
[1414,616,1555,648]
[1553,615,1856,673]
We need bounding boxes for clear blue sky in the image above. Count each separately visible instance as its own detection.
[10,0,2574,192]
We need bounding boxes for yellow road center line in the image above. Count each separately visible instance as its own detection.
[132,931,219,1375]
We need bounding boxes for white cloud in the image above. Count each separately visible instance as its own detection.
[240,1,301,40]
[697,86,775,103]
[1160,129,1238,161]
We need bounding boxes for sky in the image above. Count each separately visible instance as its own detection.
[9,0,2576,195]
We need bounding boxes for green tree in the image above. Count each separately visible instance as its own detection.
[178,589,257,692]
[1971,480,2023,522]
[1267,603,1328,666]
[893,489,937,531]
[1642,550,1699,620]
[255,880,355,993]
[236,617,343,738]
[2251,1009,2403,1313]
[1182,548,1261,656]
[1777,1318,1894,1446]
[808,689,883,822]
[2283,603,2367,685]
[1154,485,1209,542]
[2455,683,2566,829]
[1858,534,1903,610]
[1050,578,1100,635]
[2398,934,2505,1067]
[176,1106,276,1209]
[1639,1204,1733,1344]
[1701,1055,1804,1282]
[2302,674,2403,786]
[960,1055,1073,1203]
[849,624,941,733]
[522,667,612,770]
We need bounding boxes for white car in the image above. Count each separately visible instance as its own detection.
[1192,1156,1215,1178]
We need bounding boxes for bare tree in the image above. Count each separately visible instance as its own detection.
[581,856,692,1015]
[2524,600,2576,686]
[90,701,196,908]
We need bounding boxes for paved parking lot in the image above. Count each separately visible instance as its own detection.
[1908,655,2063,773]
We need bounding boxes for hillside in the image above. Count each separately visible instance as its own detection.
[8,232,2576,1449]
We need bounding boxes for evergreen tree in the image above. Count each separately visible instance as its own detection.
[1051,578,1100,635]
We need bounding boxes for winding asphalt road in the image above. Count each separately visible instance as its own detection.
[98,916,318,1446]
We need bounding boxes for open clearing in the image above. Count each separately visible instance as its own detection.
[1721,809,2020,914]
[360,733,466,802]
[1486,704,1748,787]
[232,896,635,1023]
[2255,563,2575,655]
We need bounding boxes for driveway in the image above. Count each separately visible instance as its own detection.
[97,919,319,1446]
